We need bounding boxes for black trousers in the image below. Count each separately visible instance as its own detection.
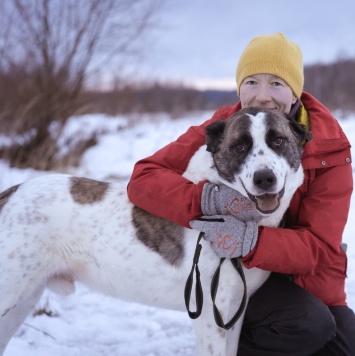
[237,273,355,356]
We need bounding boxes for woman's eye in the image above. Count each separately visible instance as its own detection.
[245,80,257,85]
[272,81,283,86]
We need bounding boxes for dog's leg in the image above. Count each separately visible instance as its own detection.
[193,260,270,355]
[0,285,45,356]
[193,306,243,356]
[191,259,247,356]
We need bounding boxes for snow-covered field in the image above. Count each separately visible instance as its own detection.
[1,110,354,355]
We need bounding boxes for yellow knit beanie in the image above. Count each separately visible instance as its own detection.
[236,33,304,98]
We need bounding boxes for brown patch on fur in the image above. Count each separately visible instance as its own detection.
[132,206,184,266]
[265,111,305,170]
[205,110,253,182]
[0,184,20,213]
[70,177,109,205]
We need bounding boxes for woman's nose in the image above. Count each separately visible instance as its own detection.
[255,85,271,103]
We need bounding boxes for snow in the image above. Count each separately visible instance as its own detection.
[1,110,355,356]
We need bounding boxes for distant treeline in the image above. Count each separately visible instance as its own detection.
[81,59,355,116]
[1,58,354,170]
[304,59,355,114]
[81,85,238,117]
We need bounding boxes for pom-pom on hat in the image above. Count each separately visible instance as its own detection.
[236,33,304,98]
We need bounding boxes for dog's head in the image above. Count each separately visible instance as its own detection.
[205,107,308,215]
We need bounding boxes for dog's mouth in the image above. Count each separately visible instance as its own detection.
[241,180,285,214]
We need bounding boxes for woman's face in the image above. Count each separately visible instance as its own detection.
[239,73,297,113]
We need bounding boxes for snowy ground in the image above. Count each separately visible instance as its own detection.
[1,110,355,356]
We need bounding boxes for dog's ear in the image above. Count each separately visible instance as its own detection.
[286,115,312,144]
[205,119,226,153]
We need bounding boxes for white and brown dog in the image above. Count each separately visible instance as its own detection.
[0,108,307,355]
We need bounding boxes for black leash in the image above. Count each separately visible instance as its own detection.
[211,257,248,329]
[184,232,248,329]
[184,232,204,319]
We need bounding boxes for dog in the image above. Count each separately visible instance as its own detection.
[0,107,307,355]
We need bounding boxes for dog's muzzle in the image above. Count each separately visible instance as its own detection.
[248,187,285,214]
[241,169,286,214]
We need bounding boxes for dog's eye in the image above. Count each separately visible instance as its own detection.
[274,138,283,147]
[235,144,245,151]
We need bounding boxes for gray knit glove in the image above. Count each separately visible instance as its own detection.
[202,183,262,223]
[190,215,258,258]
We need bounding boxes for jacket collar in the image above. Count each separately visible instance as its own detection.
[300,91,351,158]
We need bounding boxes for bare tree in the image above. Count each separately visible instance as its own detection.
[0,0,163,169]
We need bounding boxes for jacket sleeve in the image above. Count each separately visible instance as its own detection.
[127,105,239,228]
[242,162,353,275]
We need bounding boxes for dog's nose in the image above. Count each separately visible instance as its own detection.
[253,169,276,191]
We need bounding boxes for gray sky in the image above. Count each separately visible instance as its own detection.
[136,0,355,89]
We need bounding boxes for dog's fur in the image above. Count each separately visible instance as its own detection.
[0,108,307,355]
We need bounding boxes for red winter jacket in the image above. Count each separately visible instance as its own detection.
[127,92,353,306]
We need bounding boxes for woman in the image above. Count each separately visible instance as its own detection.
[127,33,355,355]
